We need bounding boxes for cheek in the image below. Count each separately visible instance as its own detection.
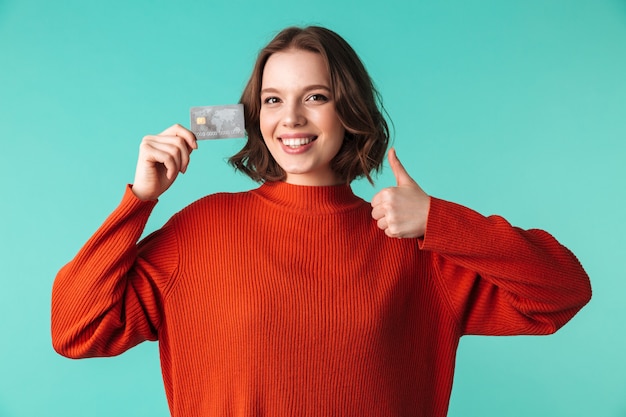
[259,110,277,141]
[319,108,345,137]
[329,119,346,143]
[259,110,268,136]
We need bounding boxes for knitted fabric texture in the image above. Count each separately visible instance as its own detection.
[52,181,591,417]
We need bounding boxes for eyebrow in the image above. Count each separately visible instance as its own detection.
[260,84,332,95]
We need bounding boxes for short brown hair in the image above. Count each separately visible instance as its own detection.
[229,26,390,184]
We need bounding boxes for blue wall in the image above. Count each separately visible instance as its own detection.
[1,0,624,416]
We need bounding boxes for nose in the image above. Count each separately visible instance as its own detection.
[281,101,306,127]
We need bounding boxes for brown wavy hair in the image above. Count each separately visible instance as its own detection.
[229,26,390,184]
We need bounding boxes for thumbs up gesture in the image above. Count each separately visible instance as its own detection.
[371,148,431,238]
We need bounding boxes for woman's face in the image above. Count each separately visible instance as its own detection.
[259,49,346,186]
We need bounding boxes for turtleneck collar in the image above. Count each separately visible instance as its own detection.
[251,181,365,215]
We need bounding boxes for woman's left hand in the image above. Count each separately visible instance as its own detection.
[371,148,431,239]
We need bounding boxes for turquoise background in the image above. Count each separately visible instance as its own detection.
[1,0,624,416]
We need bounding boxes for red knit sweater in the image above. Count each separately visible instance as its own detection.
[51,181,591,417]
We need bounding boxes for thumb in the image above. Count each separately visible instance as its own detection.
[388,148,415,186]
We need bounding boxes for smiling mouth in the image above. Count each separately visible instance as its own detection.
[280,136,318,148]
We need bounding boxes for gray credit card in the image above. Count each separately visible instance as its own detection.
[190,104,245,139]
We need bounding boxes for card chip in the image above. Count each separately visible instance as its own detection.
[196,116,206,125]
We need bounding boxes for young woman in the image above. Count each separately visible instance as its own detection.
[51,26,591,417]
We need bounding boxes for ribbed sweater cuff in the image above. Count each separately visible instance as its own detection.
[123,184,159,207]
[419,196,479,252]
[114,185,159,229]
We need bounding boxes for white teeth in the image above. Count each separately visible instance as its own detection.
[281,137,313,147]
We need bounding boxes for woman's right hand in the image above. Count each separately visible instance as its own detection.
[131,124,198,201]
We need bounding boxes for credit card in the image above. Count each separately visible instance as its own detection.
[190,104,245,139]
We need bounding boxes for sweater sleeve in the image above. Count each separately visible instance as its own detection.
[420,197,591,336]
[51,186,179,358]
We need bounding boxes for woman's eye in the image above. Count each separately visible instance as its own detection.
[263,97,280,104]
[307,94,329,102]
